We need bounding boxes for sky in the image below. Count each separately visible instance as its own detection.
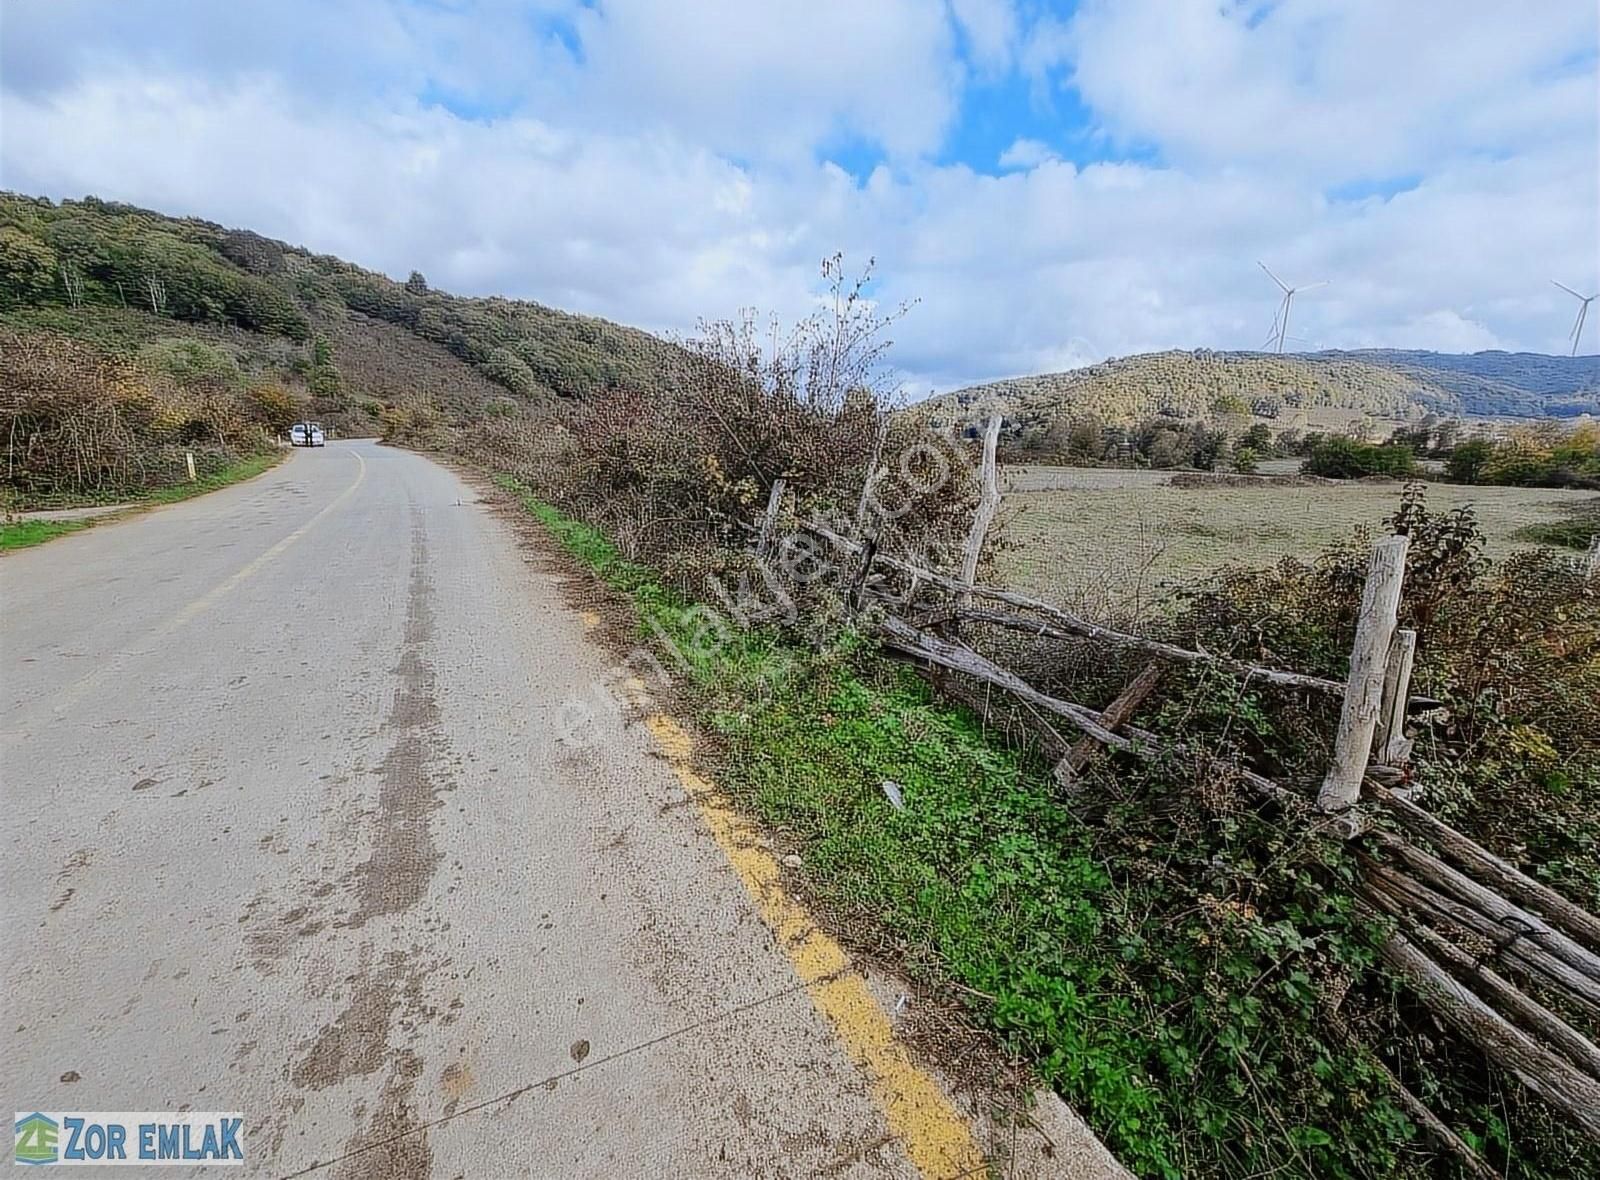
[1,0,1597,392]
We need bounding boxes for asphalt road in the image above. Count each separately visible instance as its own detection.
[1,442,1001,1178]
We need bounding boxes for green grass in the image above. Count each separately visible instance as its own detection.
[1514,515,1599,549]
[1,450,285,552]
[499,479,1460,1180]
[143,450,283,505]
[0,517,94,551]
[1004,471,1600,613]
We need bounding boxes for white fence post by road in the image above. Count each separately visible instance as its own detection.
[185,452,197,482]
[1319,533,1410,814]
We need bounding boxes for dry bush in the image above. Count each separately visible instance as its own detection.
[1,329,269,503]
[532,257,982,600]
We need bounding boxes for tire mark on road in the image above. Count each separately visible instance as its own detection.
[349,508,451,925]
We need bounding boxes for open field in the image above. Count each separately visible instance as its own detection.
[1001,465,1599,616]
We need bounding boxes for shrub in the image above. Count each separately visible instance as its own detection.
[0,329,268,503]
[484,346,544,399]
[245,382,308,431]
[307,336,342,403]
[529,257,979,601]
[1301,436,1417,479]
[137,338,241,389]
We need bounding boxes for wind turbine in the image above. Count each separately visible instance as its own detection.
[1552,280,1597,356]
[1259,262,1328,354]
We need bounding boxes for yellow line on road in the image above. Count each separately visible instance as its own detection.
[642,711,987,1180]
[20,449,368,727]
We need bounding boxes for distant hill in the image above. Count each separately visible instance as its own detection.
[916,348,1600,441]
[1304,349,1600,418]
[0,192,682,435]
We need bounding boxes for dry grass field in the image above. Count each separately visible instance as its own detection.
[1000,464,1598,619]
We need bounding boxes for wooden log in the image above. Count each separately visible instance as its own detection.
[1378,927,1600,1143]
[958,414,1002,605]
[878,614,1127,747]
[1058,662,1162,781]
[1368,783,1600,954]
[1320,534,1410,813]
[1372,834,1600,988]
[1404,920,1600,1082]
[1359,858,1600,1016]
[1323,1003,1503,1180]
[880,615,1308,809]
[756,477,786,559]
[1374,627,1416,764]
[804,519,1348,694]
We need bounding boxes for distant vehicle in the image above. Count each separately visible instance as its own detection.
[289,422,326,447]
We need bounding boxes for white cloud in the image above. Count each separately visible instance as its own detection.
[1054,0,1597,181]
[997,137,1057,170]
[0,0,1595,392]
[949,0,1020,75]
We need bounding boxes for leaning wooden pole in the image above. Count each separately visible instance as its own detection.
[1379,928,1600,1143]
[1368,783,1600,953]
[958,414,1002,606]
[1320,533,1410,813]
[1403,919,1600,1083]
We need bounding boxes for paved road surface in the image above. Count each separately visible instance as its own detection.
[1,442,1021,1177]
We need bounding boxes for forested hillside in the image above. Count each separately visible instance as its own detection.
[0,193,678,422]
[919,347,1600,441]
[0,192,682,504]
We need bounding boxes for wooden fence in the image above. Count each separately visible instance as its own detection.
[790,415,1600,1174]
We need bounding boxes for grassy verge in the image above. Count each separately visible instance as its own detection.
[142,450,284,506]
[501,478,1497,1180]
[0,517,94,551]
[0,450,286,552]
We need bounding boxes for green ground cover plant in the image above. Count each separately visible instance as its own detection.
[502,480,1600,1180]
[0,517,92,550]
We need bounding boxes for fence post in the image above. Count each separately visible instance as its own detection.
[1375,627,1417,765]
[1585,535,1600,580]
[756,478,785,560]
[959,414,1003,606]
[1319,533,1410,813]
[185,452,197,482]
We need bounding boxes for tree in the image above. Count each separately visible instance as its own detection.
[0,227,57,301]
[308,336,342,402]
[1240,422,1273,454]
[404,270,429,296]
[1445,438,1492,484]
[1233,445,1259,474]
[59,261,85,308]
[1190,426,1227,471]
[143,271,168,316]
